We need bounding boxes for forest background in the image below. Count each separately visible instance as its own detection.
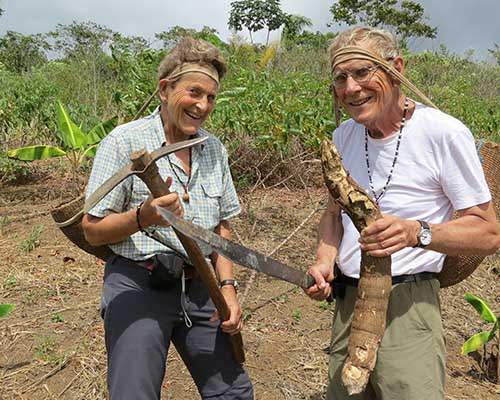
[0,1,499,398]
[0,0,499,186]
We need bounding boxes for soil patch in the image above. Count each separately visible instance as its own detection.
[0,183,499,399]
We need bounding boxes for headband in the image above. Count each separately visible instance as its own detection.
[330,46,438,126]
[166,62,220,85]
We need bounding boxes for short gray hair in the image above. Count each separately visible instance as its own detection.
[328,26,400,64]
[157,37,227,81]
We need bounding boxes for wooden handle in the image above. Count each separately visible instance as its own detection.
[131,149,245,363]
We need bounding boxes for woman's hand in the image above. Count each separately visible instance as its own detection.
[210,285,244,336]
[138,176,184,228]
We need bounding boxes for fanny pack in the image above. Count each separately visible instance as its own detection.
[149,253,186,290]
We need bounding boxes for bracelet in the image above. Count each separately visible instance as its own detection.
[136,201,146,232]
[219,279,239,292]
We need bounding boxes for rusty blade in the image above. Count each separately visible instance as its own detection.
[157,206,315,289]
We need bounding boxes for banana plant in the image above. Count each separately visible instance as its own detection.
[8,101,117,172]
[462,292,499,382]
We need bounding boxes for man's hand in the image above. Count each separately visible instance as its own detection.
[139,176,184,228]
[305,262,334,301]
[210,285,243,336]
[359,215,420,257]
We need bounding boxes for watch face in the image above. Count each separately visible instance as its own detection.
[420,230,432,246]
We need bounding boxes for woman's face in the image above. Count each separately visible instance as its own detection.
[159,72,218,137]
[333,53,402,128]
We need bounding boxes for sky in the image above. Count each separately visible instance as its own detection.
[0,0,499,61]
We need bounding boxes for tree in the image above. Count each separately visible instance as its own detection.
[48,21,117,114]
[155,26,224,49]
[48,21,115,59]
[0,31,50,73]
[488,43,500,66]
[330,0,437,43]
[282,14,313,46]
[228,0,287,45]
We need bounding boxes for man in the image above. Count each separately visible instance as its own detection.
[306,26,500,400]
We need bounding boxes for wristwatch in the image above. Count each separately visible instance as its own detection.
[219,279,239,292]
[415,220,432,248]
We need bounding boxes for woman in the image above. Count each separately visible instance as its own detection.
[83,38,253,400]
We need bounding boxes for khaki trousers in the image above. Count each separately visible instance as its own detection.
[327,279,445,400]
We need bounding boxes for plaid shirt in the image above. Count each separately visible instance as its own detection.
[85,107,241,260]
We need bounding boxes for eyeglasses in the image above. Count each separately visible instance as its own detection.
[331,65,380,89]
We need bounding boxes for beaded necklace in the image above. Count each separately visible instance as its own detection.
[364,97,409,203]
[166,148,191,202]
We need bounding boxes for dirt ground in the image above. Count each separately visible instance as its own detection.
[0,176,499,399]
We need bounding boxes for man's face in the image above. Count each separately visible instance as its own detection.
[333,57,397,127]
[160,72,218,137]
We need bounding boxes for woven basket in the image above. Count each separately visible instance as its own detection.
[51,194,113,261]
[438,141,500,287]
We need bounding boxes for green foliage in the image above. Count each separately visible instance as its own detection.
[0,19,498,190]
[48,21,114,59]
[34,335,58,362]
[461,293,499,381]
[292,309,302,322]
[207,67,333,154]
[489,44,500,66]
[405,51,500,141]
[0,151,30,184]
[318,300,331,310]
[0,31,50,73]
[8,101,117,174]
[285,30,336,50]
[229,0,287,44]
[3,276,17,289]
[155,26,225,50]
[19,224,44,253]
[330,0,437,42]
[0,304,15,318]
[110,43,162,120]
[0,66,59,139]
[51,313,65,323]
[282,14,313,47]
[462,292,498,355]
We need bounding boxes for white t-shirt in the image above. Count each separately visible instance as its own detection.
[333,103,491,278]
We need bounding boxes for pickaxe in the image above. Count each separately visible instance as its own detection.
[55,136,245,363]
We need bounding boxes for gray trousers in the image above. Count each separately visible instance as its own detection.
[101,255,254,400]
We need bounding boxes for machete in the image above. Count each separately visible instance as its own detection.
[157,206,315,290]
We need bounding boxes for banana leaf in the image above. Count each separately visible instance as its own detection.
[8,145,66,161]
[461,331,491,355]
[86,116,118,145]
[465,292,497,323]
[56,101,86,149]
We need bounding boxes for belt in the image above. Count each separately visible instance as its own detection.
[118,256,198,279]
[338,271,437,287]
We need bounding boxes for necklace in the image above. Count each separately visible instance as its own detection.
[364,97,409,203]
[166,149,191,202]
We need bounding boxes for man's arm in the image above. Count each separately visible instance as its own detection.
[306,196,344,301]
[359,201,500,257]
